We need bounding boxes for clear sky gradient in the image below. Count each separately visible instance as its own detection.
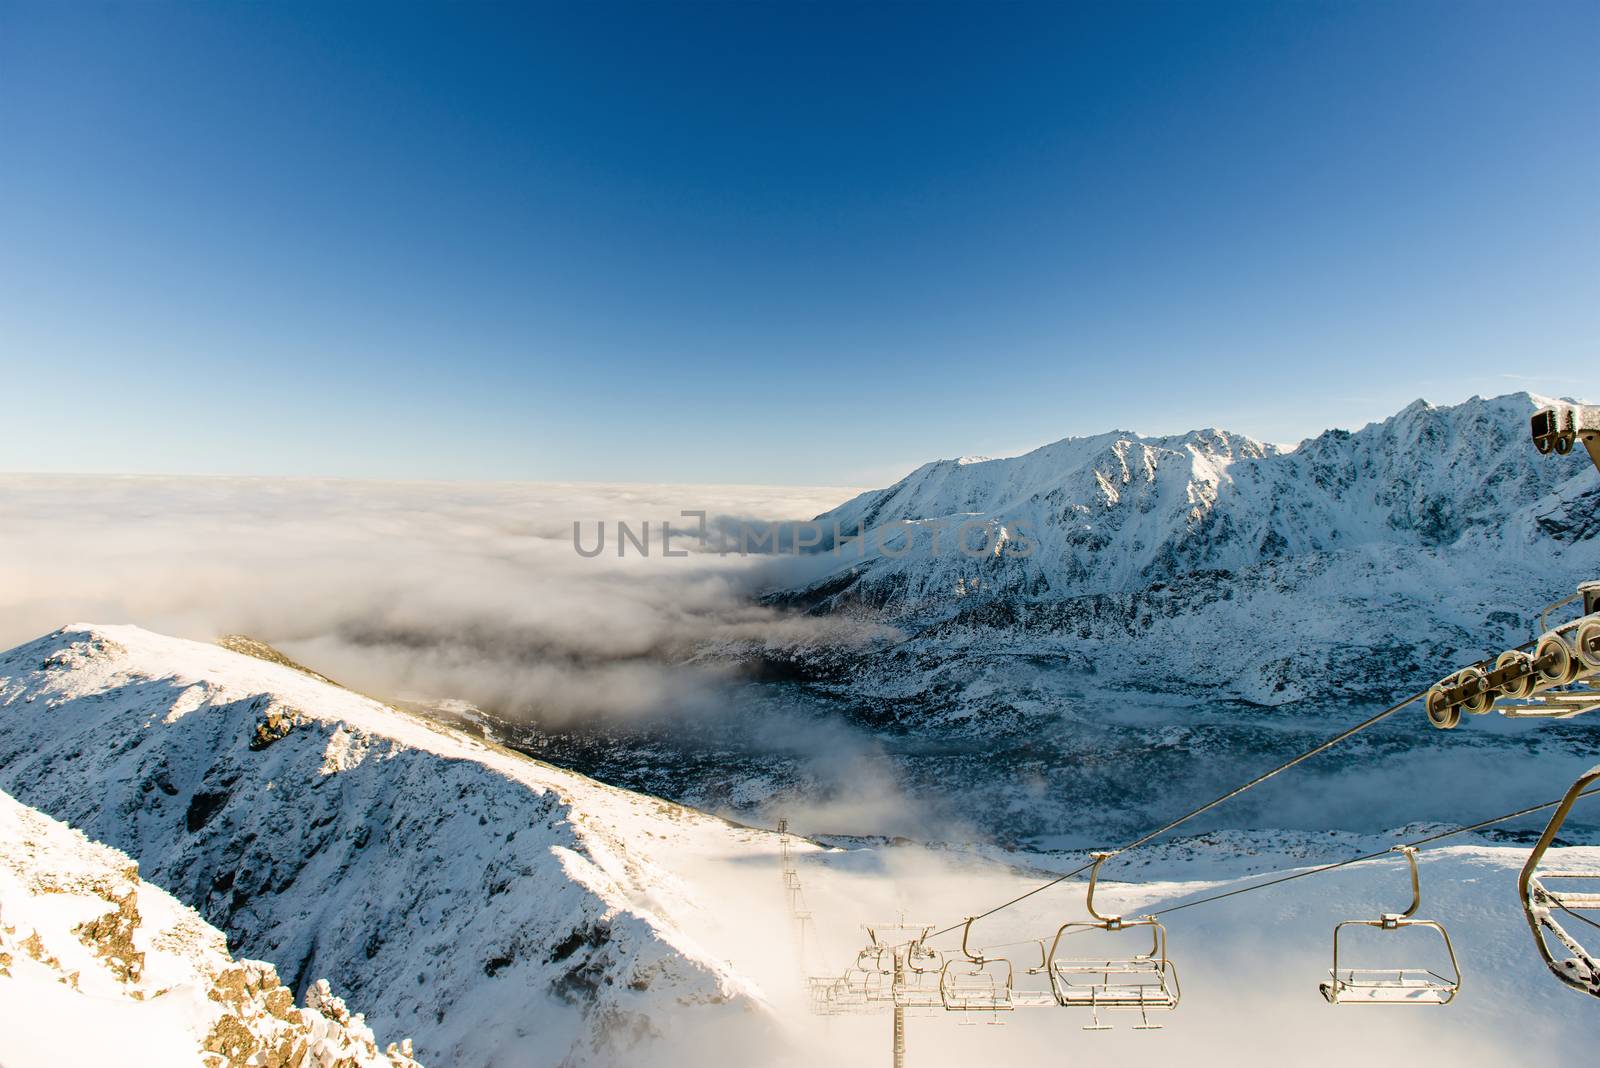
[2,1,1596,485]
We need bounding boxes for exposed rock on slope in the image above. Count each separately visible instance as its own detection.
[0,626,778,1068]
[0,785,419,1068]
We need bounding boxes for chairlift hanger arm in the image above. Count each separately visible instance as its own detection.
[1392,845,1421,920]
[1519,764,1600,998]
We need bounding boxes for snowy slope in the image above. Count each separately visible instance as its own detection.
[0,625,786,1068]
[0,785,419,1068]
[1,624,1596,1066]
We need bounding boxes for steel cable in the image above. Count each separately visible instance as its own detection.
[925,685,1430,939]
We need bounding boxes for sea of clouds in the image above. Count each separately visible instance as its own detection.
[0,474,892,715]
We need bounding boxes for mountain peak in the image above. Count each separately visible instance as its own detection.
[784,392,1597,620]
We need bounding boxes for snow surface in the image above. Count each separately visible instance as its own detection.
[0,625,783,1067]
[2,623,1598,1065]
[0,784,419,1067]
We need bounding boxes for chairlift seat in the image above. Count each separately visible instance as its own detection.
[1320,967,1458,1005]
[1050,955,1180,1008]
[939,960,1015,1011]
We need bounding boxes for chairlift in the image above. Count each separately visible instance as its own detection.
[1320,846,1461,1005]
[807,940,894,1011]
[856,942,897,1003]
[1519,764,1600,999]
[939,918,1015,1012]
[809,955,880,1014]
[1046,852,1181,1030]
[895,931,946,1008]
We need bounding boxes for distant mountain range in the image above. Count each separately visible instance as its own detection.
[783,393,1597,621]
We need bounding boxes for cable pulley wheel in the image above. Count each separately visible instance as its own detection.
[1496,649,1537,699]
[1573,618,1600,673]
[1534,632,1580,688]
[1426,677,1461,729]
[1458,665,1495,715]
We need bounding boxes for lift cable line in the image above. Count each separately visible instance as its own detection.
[925,785,1600,995]
[1555,899,1600,933]
[924,684,1438,941]
[1146,786,1600,920]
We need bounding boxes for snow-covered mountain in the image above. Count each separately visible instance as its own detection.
[508,392,1600,848]
[0,626,786,1067]
[755,394,1600,709]
[0,786,420,1067]
[783,393,1597,625]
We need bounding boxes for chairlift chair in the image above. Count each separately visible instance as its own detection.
[1519,764,1600,999]
[939,919,1015,1012]
[1046,853,1181,1030]
[856,943,897,1003]
[1320,846,1461,1005]
[894,932,947,1008]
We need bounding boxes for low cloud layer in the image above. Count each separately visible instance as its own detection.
[0,474,889,721]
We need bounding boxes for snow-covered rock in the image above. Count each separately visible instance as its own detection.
[0,784,420,1068]
[780,392,1597,623]
[0,625,780,1067]
[761,393,1600,710]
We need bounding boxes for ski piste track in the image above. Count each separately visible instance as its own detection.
[801,401,1600,1056]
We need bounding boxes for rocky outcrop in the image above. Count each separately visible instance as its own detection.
[0,785,421,1068]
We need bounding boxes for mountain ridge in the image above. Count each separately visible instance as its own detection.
[0,624,787,1067]
[774,392,1597,630]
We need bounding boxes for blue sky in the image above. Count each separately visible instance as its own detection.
[2,1,1596,485]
